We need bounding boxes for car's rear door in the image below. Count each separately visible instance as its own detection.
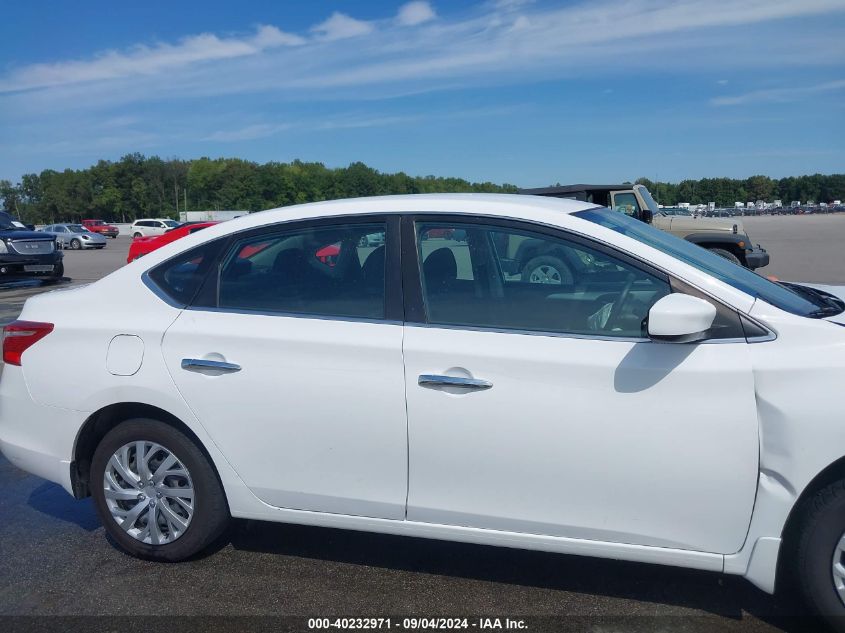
[401,215,759,554]
[160,215,408,519]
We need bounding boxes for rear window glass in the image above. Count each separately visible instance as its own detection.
[209,223,387,319]
[147,239,224,306]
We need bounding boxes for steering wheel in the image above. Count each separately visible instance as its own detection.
[606,273,636,330]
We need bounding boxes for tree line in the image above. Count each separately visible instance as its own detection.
[636,174,845,208]
[0,153,842,224]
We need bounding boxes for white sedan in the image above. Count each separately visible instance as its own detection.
[2,194,845,624]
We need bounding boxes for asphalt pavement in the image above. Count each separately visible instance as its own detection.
[1,217,843,632]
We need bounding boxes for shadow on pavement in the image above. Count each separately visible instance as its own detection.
[226,519,816,631]
[27,481,100,531]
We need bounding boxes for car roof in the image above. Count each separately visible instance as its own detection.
[252,193,596,219]
[152,194,598,245]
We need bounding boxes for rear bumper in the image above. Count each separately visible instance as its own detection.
[0,366,87,495]
[745,245,770,270]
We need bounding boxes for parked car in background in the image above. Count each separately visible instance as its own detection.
[126,222,218,263]
[82,219,119,238]
[0,210,63,281]
[130,219,181,238]
[519,183,769,270]
[6,194,845,626]
[659,207,694,217]
[40,224,107,250]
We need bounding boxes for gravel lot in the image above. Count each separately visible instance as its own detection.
[1,217,843,632]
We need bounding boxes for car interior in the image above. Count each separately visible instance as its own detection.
[418,224,670,338]
[217,224,386,318]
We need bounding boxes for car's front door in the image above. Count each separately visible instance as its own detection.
[402,217,759,554]
[161,216,408,519]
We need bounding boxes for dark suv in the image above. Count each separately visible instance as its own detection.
[0,211,64,281]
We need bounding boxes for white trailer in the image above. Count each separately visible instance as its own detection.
[179,210,248,223]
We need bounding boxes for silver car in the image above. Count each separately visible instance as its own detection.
[41,224,107,250]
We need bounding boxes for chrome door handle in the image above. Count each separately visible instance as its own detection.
[418,374,493,390]
[181,358,241,373]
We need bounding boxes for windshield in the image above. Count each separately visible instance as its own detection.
[163,220,180,228]
[574,207,843,318]
[67,225,88,233]
[634,184,659,214]
[0,211,19,230]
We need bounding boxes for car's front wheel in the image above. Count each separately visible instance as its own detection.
[707,247,742,265]
[795,479,845,630]
[91,418,229,561]
[69,238,81,250]
[521,255,573,285]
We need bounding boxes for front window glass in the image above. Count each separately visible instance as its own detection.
[215,223,386,319]
[67,225,87,233]
[417,222,670,338]
[0,212,15,230]
[574,207,842,318]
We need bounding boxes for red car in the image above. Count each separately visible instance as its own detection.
[126,222,218,263]
[82,219,119,238]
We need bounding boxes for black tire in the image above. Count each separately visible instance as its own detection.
[794,479,845,630]
[91,418,229,561]
[53,261,64,278]
[708,247,742,265]
[133,232,142,238]
[69,238,81,250]
[521,255,573,285]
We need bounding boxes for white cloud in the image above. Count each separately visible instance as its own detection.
[310,12,375,41]
[711,79,845,105]
[1,0,844,107]
[0,24,303,93]
[396,2,437,26]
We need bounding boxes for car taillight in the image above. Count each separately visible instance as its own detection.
[3,320,54,366]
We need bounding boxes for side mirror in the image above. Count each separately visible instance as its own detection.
[647,294,716,343]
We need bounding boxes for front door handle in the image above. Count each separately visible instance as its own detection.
[418,374,493,390]
[181,358,241,373]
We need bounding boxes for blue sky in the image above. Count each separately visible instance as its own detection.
[1,0,843,187]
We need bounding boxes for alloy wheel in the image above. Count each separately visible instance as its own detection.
[833,532,845,606]
[103,441,195,545]
[529,264,563,284]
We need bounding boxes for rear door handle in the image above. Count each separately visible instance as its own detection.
[181,358,241,373]
[418,374,493,390]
